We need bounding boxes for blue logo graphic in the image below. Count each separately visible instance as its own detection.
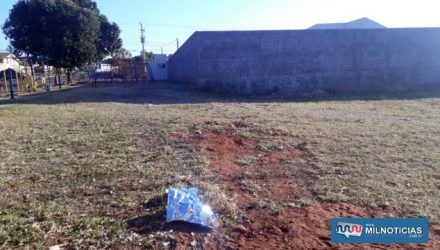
[331,218,429,244]
[336,222,363,238]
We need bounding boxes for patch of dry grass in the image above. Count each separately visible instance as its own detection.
[0,84,439,247]
[273,100,440,219]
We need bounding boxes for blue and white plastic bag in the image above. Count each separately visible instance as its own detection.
[166,187,219,228]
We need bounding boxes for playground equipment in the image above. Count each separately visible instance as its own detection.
[92,59,148,86]
[0,69,16,99]
[0,65,89,99]
[0,68,34,96]
[0,67,53,95]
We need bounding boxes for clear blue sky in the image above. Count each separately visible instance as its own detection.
[1,0,440,55]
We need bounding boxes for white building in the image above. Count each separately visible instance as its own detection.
[0,52,22,73]
[148,54,168,81]
[96,63,112,72]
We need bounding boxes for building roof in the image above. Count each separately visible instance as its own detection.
[0,52,13,60]
[309,17,386,30]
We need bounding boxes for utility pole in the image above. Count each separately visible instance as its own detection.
[176,38,180,50]
[140,23,146,62]
[140,22,148,82]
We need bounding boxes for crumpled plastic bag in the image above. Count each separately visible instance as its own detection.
[166,187,219,228]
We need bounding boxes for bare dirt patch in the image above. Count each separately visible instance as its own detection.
[193,130,440,249]
[199,132,253,175]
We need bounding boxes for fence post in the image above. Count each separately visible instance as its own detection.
[8,69,15,99]
[145,61,148,83]
[58,69,62,89]
[43,60,50,91]
[15,69,20,92]
[47,66,51,89]
[3,71,8,92]
[93,65,97,87]
[134,61,138,83]
[29,57,35,89]
[30,58,35,78]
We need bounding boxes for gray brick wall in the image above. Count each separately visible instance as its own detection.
[168,28,440,95]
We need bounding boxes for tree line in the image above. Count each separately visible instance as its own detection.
[3,0,124,70]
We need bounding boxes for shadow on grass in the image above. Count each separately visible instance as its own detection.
[2,81,440,105]
[127,194,211,235]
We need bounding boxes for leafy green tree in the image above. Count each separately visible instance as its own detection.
[113,48,132,59]
[133,52,154,62]
[72,0,122,60]
[97,15,122,60]
[73,0,98,11]
[3,0,122,69]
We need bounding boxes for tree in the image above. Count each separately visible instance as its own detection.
[131,51,154,64]
[113,48,132,59]
[146,52,154,61]
[97,15,122,60]
[73,0,122,60]
[3,0,122,69]
[73,0,98,11]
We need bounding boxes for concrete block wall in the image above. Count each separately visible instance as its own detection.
[168,28,440,95]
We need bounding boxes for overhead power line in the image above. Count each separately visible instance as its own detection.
[118,21,214,30]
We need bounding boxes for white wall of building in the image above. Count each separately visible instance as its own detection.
[149,54,168,81]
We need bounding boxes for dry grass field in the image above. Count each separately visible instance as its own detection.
[0,82,439,249]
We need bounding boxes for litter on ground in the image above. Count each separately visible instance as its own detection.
[166,187,219,228]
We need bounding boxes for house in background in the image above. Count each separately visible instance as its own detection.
[309,17,386,30]
[0,52,22,73]
[0,52,26,88]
